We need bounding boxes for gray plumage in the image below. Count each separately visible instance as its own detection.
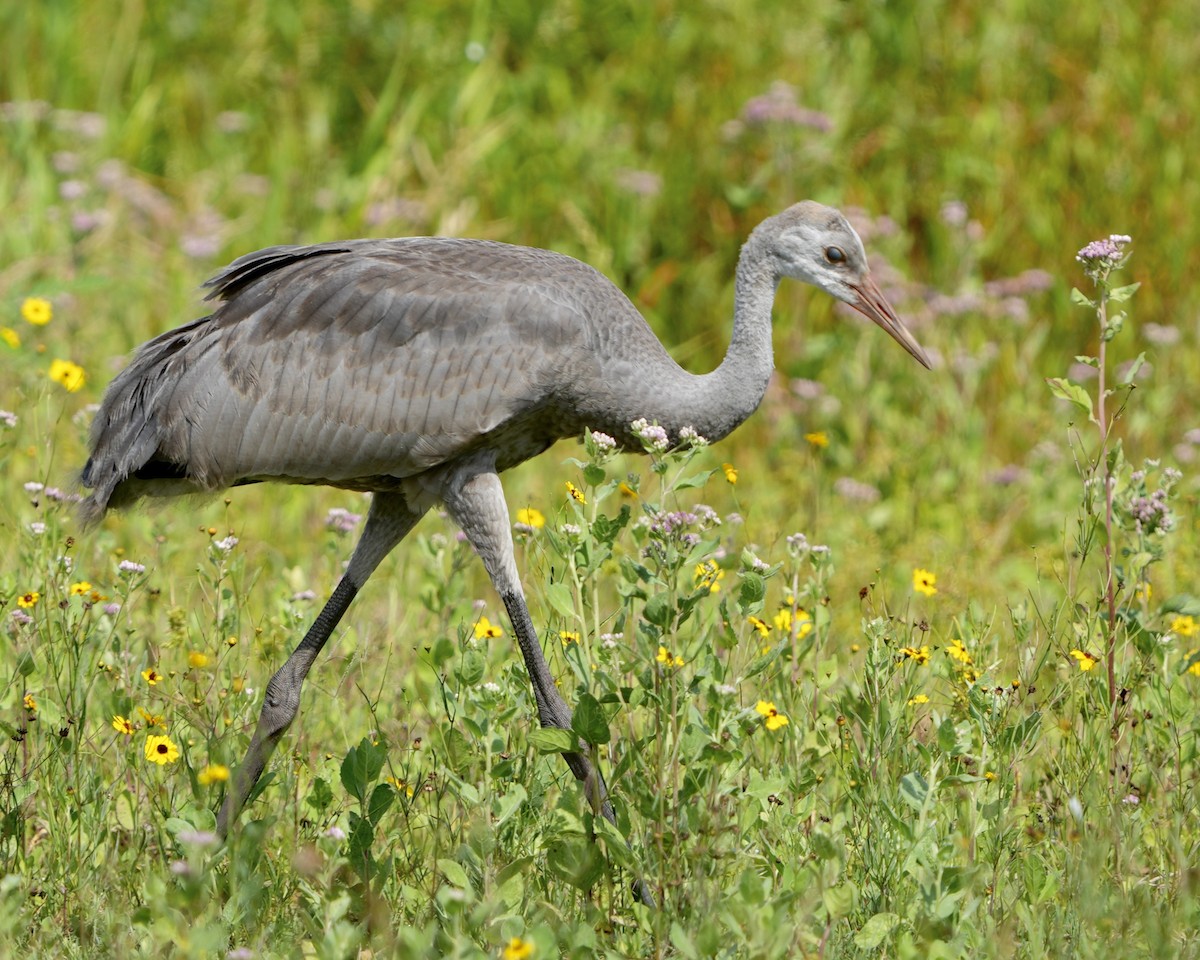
[81,201,928,905]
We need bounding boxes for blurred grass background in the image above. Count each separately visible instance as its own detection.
[4,1,1199,603]
[3,1,1200,956]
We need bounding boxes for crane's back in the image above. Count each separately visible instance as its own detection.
[81,237,671,521]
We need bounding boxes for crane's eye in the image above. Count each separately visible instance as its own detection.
[825,246,846,264]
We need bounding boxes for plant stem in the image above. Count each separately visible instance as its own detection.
[1096,291,1117,715]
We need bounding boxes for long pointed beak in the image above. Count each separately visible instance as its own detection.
[849,275,932,369]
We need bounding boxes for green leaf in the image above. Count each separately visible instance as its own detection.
[437,857,471,890]
[544,582,577,619]
[528,727,578,754]
[367,782,395,825]
[582,463,606,486]
[572,693,611,744]
[1070,287,1095,309]
[545,838,607,891]
[429,635,455,667]
[855,912,901,949]
[738,572,765,611]
[1108,281,1141,303]
[675,469,715,490]
[1073,355,1099,367]
[1045,377,1094,419]
[340,737,386,804]
[822,881,858,919]
[643,592,672,628]
[15,652,35,678]
[306,776,334,812]
[669,922,701,959]
[456,649,485,686]
[1120,351,1147,385]
[491,784,527,829]
[899,771,930,810]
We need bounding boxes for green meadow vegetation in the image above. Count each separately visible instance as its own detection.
[3,1,1200,956]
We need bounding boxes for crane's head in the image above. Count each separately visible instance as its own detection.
[760,201,932,369]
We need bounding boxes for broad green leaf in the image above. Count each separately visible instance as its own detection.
[1045,377,1094,419]
[822,881,858,919]
[582,463,606,486]
[545,838,606,891]
[528,727,578,754]
[544,582,577,619]
[455,649,485,686]
[643,592,672,628]
[738,572,765,610]
[341,737,386,804]
[899,771,930,810]
[572,693,611,744]
[855,912,901,949]
[1070,287,1095,308]
[367,782,395,825]
[437,857,471,890]
[1108,281,1141,302]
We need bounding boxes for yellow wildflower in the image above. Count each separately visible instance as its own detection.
[0,326,19,349]
[559,630,580,645]
[695,559,724,594]
[1187,650,1200,678]
[618,481,637,497]
[17,590,39,609]
[144,734,180,765]
[48,358,86,392]
[111,715,134,735]
[721,462,738,484]
[804,431,829,448]
[474,616,503,640]
[188,651,210,669]
[21,297,53,326]
[137,707,166,728]
[70,581,93,596]
[907,694,930,705]
[772,607,813,638]
[1170,615,1198,638]
[946,639,973,664]
[656,645,684,668]
[913,568,938,597]
[23,693,36,712]
[386,775,415,798]
[984,771,997,782]
[141,668,162,686]
[503,937,534,960]
[755,700,789,731]
[226,635,238,647]
[565,481,586,504]
[197,764,230,785]
[1135,582,1152,603]
[515,507,545,529]
[899,645,931,665]
[748,616,770,637]
[1070,649,1099,672]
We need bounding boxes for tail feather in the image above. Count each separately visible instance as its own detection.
[79,315,212,524]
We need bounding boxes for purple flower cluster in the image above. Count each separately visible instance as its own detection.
[326,507,362,533]
[1076,235,1132,265]
[1127,489,1173,534]
[739,82,833,131]
[630,418,669,453]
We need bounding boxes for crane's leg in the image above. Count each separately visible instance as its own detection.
[442,463,656,907]
[217,492,426,838]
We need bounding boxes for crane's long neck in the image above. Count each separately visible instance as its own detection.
[663,231,780,444]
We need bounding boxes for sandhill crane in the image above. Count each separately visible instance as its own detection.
[81,201,929,902]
